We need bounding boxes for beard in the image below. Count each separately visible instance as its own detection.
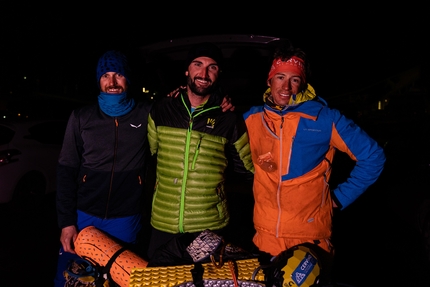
[187,76,218,97]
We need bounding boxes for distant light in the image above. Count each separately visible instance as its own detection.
[142,87,149,93]
[23,76,27,80]
[378,101,382,110]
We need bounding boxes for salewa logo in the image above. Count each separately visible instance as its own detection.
[206,118,215,129]
[130,123,142,128]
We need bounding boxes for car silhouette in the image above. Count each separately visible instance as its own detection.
[135,34,288,113]
[0,118,67,203]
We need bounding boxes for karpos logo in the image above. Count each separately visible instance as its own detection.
[206,118,215,129]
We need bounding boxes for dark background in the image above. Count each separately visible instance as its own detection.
[1,3,430,287]
[1,4,428,106]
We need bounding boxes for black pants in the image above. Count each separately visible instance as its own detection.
[146,227,226,266]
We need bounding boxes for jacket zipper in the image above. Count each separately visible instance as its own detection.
[105,118,118,218]
[179,117,193,232]
[322,158,331,207]
[275,116,295,237]
[178,95,219,232]
[276,116,284,237]
[192,137,202,170]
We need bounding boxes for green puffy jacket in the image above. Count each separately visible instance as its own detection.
[148,93,254,234]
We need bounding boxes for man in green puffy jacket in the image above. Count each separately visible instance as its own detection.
[146,42,254,264]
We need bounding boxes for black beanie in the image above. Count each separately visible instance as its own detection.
[185,42,223,70]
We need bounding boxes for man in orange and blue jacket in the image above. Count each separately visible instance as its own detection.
[243,42,386,282]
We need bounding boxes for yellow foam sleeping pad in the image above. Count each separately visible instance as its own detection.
[129,258,265,287]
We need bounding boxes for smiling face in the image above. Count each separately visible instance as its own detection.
[99,72,128,94]
[186,56,220,97]
[267,71,303,106]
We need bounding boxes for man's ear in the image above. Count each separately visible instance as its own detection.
[185,71,189,76]
[267,79,271,86]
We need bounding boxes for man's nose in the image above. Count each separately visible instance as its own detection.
[282,80,291,90]
[200,67,209,78]
[109,75,117,85]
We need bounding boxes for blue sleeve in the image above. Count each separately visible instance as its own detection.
[330,109,386,210]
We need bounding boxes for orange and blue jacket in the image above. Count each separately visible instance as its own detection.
[243,84,385,239]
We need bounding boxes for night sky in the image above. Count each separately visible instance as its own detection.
[1,4,428,113]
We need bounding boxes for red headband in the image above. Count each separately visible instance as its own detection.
[267,56,306,82]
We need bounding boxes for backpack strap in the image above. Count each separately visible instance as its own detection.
[100,246,128,286]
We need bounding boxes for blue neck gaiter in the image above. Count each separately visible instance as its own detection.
[98,92,135,117]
